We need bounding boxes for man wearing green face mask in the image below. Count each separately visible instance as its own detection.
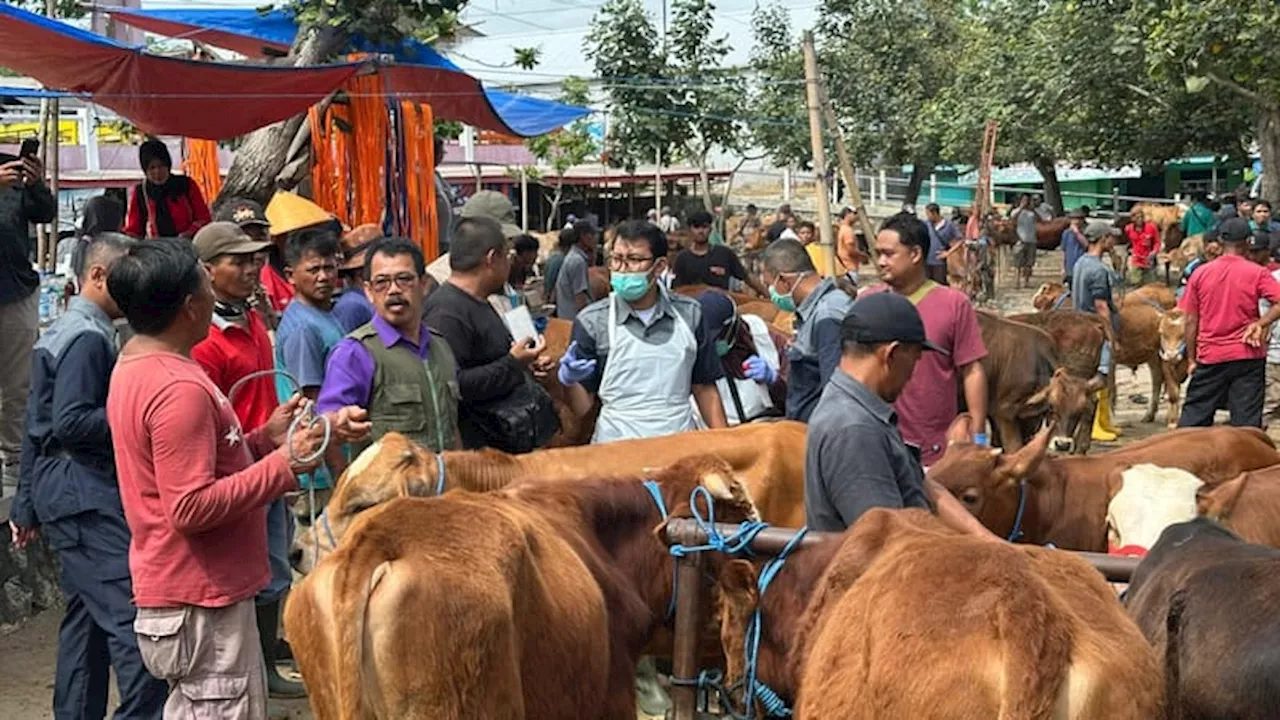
[558,220,728,442]
[760,238,854,422]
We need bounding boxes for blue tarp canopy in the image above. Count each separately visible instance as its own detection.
[106,7,588,138]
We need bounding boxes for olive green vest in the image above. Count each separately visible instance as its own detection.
[349,322,460,454]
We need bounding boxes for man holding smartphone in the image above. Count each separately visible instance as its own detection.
[0,142,54,494]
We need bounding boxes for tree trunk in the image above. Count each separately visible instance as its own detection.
[719,157,748,235]
[697,149,713,213]
[904,159,934,209]
[1033,155,1064,215]
[1259,109,1280,204]
[216,25,345,208]
[545,177,565,232]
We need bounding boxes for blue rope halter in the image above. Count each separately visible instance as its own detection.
[741,526,807,718]
[1008,480,1028,542]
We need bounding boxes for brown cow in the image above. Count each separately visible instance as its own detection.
[929,424,1279,550]
[539,318,597,446]
[1113,300,1168,423]
[986,215,1072,250]
[1156,309,1190,429]
[1033,281,1175,313]
[713,509,1162,719]
[1124,518,1280,719]
[1006,310,1106,453]
[1197,466,1280,548]
[973,311,1061,450]
[285,455,759,719]
[672,284,763,305]
[292,423,808,572]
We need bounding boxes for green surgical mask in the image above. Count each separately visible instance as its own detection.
[769,284,797,313]
[715,340,731,357]
[611,270,652,302]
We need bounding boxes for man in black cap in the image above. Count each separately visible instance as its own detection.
[216,198,279,330]
[804,291,998,536]
[1177,217,1280,428]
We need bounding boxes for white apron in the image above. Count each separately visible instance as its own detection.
[592,292,699,444]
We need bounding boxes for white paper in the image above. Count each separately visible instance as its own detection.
[503,304,540,344]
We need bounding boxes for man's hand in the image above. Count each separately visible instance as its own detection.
[557,341,597,386]
[1243,321,1271,348]
[531,355,555,381]
[278,419,326,475]
[326,406,371,444]
[263,394,306,448]
[21,156,44,187]
[0,161,23,190]
[8,520,38,550]
[510,335,546,366]
[1186,360,1197,377]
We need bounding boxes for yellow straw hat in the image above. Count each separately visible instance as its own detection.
[265,192,335,237]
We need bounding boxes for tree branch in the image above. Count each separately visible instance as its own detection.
[1204,70,1278,111]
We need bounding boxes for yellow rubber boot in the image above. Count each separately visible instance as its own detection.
[1092,388,1119,442]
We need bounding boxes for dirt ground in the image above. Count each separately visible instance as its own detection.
[0,247,1251,718]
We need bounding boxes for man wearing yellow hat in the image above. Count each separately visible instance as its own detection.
[261,192,338,314]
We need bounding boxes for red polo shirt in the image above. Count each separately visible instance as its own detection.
[1179,254,1280,365]
[1125,222,1159,269]
[191,309,277,431]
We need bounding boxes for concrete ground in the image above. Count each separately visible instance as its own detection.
[0,245,1254,718]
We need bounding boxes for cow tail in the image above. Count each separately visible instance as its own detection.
[333,543,394,719]
[1164,590,1186,720]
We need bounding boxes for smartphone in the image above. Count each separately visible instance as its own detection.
[19,138,38,160]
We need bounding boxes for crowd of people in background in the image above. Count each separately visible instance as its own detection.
[6,131,1280,718]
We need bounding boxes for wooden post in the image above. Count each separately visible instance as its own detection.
[48,97,60,268]
[669,552,705,720]
[801,32,836,277]
[817,79,877,263]
[520,168,528,232]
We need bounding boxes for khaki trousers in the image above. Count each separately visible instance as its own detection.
[134,600,268,719]
[1266,363,1280,424]
[0,291,37,468]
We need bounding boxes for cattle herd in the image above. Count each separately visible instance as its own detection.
[274,213,1279,718]
[280,415,1280,718]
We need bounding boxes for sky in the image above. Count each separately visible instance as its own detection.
[138,0,821,90]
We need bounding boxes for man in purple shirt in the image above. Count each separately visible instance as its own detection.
[317,237,461,462]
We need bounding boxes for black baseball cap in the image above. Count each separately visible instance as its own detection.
[215,199,270,229]
[1248,228,1272,253]
[842,292,949,355]
[1218,217,1251,243]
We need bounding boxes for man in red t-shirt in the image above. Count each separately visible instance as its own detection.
[867,212,989,466]
[189,222,305,699]
[1124,208,1160,287]
[1178,218,1280,428]
[105,238,367,718]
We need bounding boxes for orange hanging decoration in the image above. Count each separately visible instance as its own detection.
[346,73,389,228]
[308,102,352,227]
[183,138,222,202]
[399,101,438,260]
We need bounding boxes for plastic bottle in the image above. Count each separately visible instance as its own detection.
[973,432,989,447]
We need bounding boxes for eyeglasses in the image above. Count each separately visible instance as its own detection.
[368,273,420,293]
[608,254,655,271]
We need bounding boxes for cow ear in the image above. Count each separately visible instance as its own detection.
[698,466,761,522]
[999,424,1052,479]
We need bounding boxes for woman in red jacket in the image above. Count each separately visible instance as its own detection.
[124,139,211,239]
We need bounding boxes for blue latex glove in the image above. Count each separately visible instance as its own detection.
[742,355,777,385]
[558,341,598,386]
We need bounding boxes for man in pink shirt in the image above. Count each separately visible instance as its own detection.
[104,238,368,718]
[867,212,989,466]
[1124,208,1160,287]
[1178,217,1280,428]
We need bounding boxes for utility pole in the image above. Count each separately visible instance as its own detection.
[37,0,60,272]
[801,31,836,277]
[817,78,876,264]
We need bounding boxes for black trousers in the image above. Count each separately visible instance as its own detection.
[1177,358,1266,428]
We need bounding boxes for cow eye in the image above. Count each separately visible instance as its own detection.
[961,489,980,505]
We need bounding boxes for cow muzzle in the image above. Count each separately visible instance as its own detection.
[1160,342,1186,363]
[1051,436,1075,453]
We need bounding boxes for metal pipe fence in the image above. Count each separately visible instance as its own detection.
[661,518,1140,720]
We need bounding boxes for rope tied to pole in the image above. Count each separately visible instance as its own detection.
[668,485,771,560]
[741,526,807,718]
